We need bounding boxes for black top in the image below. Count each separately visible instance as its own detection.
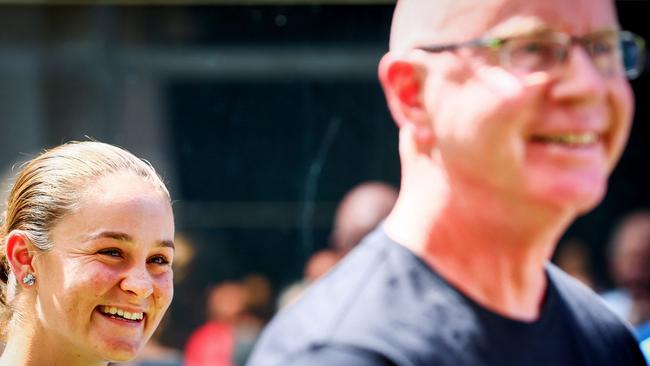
[248,229,647,366]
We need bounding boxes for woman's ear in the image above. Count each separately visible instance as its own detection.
[5,231,35,289]
[378,53,434,150]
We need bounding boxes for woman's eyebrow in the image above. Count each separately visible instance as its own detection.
[87,230,132,242]
[159,240,175,250]
[86,231,174,250]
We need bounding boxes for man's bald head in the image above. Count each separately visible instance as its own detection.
[389,0,502,52]
[389,0,620,52]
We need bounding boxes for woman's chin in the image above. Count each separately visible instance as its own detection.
[105,350,139,363]
[95,339,143,363]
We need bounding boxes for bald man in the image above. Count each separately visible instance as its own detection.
[248,0,647,365]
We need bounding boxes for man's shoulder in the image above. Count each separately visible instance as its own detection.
[548,263,631,330]
[547,264,645,363]
[248,230,471,366]
[547,263,624,323]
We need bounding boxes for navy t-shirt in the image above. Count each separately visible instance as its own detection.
[248,229,647,366]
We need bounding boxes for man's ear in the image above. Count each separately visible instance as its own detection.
[5,230,35,288]
[378,53,433,149]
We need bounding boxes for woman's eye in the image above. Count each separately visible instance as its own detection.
[98,248,122,258]
[148,255,170,266]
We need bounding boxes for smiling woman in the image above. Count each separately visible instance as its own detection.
[0,141,175,366]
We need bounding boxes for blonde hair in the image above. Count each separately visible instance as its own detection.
[0,141,170,334]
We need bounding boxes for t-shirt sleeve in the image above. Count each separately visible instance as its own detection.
[285,344,395,366]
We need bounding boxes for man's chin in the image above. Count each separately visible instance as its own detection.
[529,179,608,216]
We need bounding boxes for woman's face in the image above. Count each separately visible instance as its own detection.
[32,172,175,363]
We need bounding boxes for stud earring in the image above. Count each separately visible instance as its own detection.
[22,273,35,286]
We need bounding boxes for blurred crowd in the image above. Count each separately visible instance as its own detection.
[111,181,650,366]
[555,211,650,343]
[109,181,397,366]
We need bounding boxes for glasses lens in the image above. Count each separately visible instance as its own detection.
[505,37,566,73]
[620,31,646,79]
[582,31,621,77]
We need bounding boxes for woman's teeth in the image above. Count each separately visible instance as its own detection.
[100,305,144,321]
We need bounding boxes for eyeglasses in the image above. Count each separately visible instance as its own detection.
[416,30,646,80]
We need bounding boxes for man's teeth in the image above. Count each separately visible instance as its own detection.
[533,133,598,145]
[100,305,144,321]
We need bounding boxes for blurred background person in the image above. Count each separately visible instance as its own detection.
[185,282,246,366]
[277,249,340,309]
[330,181,398,256]
[278,181,396,309]
[240,274,273,330]
[185,276,270,366]
[554,238,597,290]
[602,211,650,334]
[234,274,273,366]
[304,249,340,283]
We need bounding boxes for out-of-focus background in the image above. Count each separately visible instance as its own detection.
[0,1,648,364]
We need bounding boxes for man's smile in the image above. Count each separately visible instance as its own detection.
[530,132,600,147]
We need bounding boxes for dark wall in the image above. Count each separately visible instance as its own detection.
[162,6,399,346]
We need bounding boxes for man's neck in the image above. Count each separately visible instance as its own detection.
[384,177,575,321]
